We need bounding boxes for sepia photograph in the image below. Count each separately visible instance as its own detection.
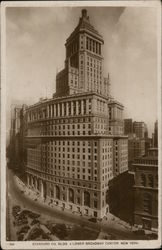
[1,0,161,249]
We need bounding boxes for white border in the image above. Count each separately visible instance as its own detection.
[1,1,162,249]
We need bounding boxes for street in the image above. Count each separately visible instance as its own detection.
[6,168,141,240]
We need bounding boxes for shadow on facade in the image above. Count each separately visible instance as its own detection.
[107,171,135,224]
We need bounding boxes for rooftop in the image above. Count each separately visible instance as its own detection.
[66,9,103,45]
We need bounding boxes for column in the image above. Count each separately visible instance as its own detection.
[66,188,69,202]
[81,100,84,115]
[104,102,107,114]
[51,105,53,117]
[71,101,74,116]
[81,191,84,206]
[86,99,89,115]
[62,103,64,117]
[47,105,49,118]
[41,180,44,198]
[35,178,38,190]
[97,43,99,54]
[91,98,95,114]
[48,105,51,118]
[27,174,29,186]
[66,102,69,116]
[53,186,56,199]
[31,176,33,187]
[54,104,56,117]
[76,100,79,115]
[58,103,60,117]
[114,107,117,120]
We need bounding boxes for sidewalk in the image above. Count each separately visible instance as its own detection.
[14,175,135,234]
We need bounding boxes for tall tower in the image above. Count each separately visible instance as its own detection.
[25,9,128,219]
[56,9,109,97]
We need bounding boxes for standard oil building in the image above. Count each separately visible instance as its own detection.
[25,9,128,219]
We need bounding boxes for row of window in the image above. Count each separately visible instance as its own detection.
[86,37,101,55]
[140,173,158,188]
[27,170,100,189]
[42,140,98,147]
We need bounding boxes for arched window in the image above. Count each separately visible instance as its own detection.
[148,174,154,188]
[69,188,74,203]
[33,177,35,187]
[84,191,90,207]
[141,174,146,186]
[34,177,38,189]
[29,175,31,186]
[37,179,40,191]
[56,186,60,200]
[50,189,54,197]
[143,193,152,214]
[43,182,47,198]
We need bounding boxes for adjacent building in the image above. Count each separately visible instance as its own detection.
[152,120,158,148]
[108,171,135,224]
[24,9,128,219]
[133,148,158,231]
[128,135,145,171]
[124,119,149,170]
[124,119,133,135]
[9,105,27,174]
[133,121,148,139]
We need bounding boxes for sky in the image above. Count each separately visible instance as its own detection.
[6,5,158,137]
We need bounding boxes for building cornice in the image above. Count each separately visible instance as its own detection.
[26,92,111,111]
[25,135,128,140]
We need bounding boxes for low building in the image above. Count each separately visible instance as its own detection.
[133,121,148,139]
[128,134,145,171]
[124,119,133,135]
[145,137,152,155]
[152,120,158,148]
[9,104,27,174]
[108,171,135,224]
[133,148,158,231]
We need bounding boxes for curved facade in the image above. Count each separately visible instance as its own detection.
[25,9,128,219]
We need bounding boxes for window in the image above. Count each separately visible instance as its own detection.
[84,191,90,207]
[69,188,74,203]
[143,193,152,214]
[94,200,97,208]
[148,174,154,188]
[141,174,146,186]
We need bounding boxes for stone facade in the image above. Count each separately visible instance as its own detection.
[24,9,128,219]
[133,121,148,139]
[133,148,158,230]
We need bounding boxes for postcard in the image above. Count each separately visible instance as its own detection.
[1,1,161,249]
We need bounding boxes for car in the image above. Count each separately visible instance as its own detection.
[146,233,158,239]
[88,218,97,223]
[133,229,145,235]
